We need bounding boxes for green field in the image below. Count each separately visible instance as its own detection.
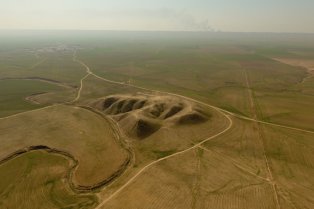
[76,34,314,130]
[0,79,66,117]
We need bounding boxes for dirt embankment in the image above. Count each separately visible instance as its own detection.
[24,92,49,104]
[273,58,314,83]
[0,77,77,89]
[0,77,78,105]
[0,144,131,193]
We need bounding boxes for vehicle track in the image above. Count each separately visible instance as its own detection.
[2,51,314,135]
[70,73,90,103]
[70,54,313,208]
[30,58,47,69]
[0,144,128,193]
[70,51,92,103]
[94,112,233,209]
[81,58,314,135]
[1,51,314,209]
[0,77,74,89]
[244,69,280,209]
[199,145,270,182]
[0,52,91,120]
[0,104,60,121]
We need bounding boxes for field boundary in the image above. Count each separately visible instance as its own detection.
[244,69,281,209]
[94,110,233,208]
[69,51,314,134]
[0,144,131,194]
[0,77,76,89]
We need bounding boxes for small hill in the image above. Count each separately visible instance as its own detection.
[92,94,211,139]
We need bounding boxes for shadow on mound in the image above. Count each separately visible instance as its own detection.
[134,119,161,139]
[176,111,208,125]
[92,94,211,139]
[163,104,184,119]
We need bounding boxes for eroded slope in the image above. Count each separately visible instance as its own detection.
[92,94,210,140]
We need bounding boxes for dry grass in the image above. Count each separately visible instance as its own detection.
[202,117,269,179]
[253,91,314,131]
[260,124,314,209]
[97,115,314,209]
[273,57,314,95]
[273,58,314,73]
[92,98,230,208]
[100,146,275,209]
[0,150,97,209]
[92,94,211,139]
[74,75,144,104]
[1,34,314,209]
[0,105,129,189]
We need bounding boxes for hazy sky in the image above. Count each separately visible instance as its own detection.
[1,0,314,33]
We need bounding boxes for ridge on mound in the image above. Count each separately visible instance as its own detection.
[92,94,211,139]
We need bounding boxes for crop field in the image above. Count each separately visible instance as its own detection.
[0,32,313,209]
[0,79,66,117]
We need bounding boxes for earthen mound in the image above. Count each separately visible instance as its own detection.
[91,94,210,139]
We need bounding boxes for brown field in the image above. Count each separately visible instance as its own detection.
[260,125,314,209]
[273,58,314,73]
[100,141,275,209]
[0,151,97,209]
[0,105,130,189]
[273,58,314,94]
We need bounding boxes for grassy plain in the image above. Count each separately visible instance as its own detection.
[0,31,314,209]
[102,142,275,209]
[0,105,129,189]
[0,49,86,85]
[77,35,314,129]
[0,79,65,117]
[0,151,97,209]
[260,125,314,209]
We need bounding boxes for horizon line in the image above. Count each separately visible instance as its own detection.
[0,29,314,35]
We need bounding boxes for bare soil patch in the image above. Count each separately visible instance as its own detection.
[92,94,211,139]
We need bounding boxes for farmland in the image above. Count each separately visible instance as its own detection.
[0,79,67,117]
[0,31,313,209]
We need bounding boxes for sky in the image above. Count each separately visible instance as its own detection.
[0,0,314,33]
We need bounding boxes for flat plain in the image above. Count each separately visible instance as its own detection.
[0,31,313,209]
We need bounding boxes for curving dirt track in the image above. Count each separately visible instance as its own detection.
[1,51,314,209]
[0,145,132,193]
[72,54,314,209]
